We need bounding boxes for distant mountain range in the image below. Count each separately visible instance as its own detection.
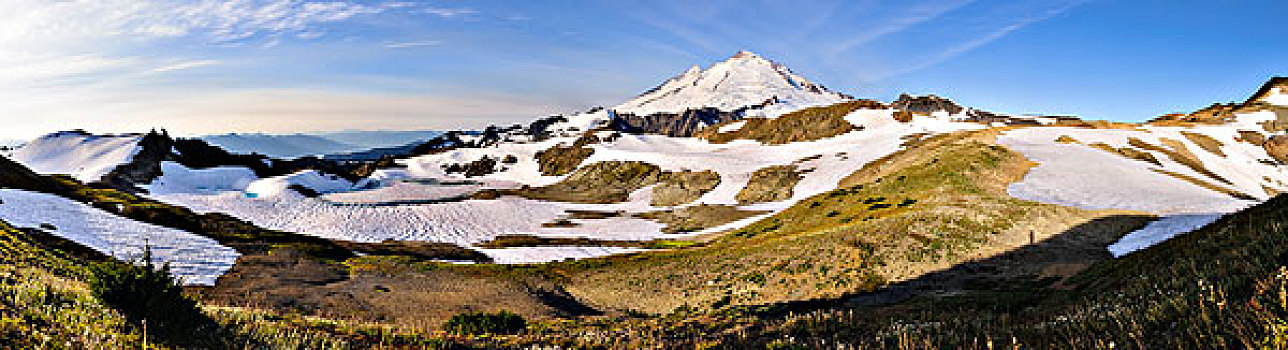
[199,130,442,158]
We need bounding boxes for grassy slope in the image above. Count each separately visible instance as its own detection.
[446,128,1286,349]
[0,219,492,349]
[719,193,1288,349]
[0,221,146,349]
[550,130,1142,314]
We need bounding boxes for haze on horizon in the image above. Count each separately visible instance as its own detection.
[1,0,1285,141]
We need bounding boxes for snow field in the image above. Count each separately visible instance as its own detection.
[144,162,257,195]
[245,170,355,198]
[0,189,239,286]
[996,123,1285,256]
[10,132,142,183]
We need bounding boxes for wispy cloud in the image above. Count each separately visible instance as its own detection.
[384,40,444,49]
[876,0,1090,80]
[0,0,411,47]
[425,7,480,18]
[827,0,975,55]
[0,0,416,86]
[146,60,221,74]
[0,54,136,85]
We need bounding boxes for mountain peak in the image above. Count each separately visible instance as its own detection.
[730,50,765,60]
[614,52,850,116]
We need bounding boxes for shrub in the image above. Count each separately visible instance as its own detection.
[88,246,217,345]
[443,310,527,335]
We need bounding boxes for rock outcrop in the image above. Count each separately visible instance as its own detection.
[736,165,803,204]
[1266,135,1288,163]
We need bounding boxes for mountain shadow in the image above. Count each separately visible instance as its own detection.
[749,213,1156,317]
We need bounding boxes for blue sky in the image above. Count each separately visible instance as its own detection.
[1,0,1285,140]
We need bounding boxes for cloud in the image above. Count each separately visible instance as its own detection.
[876,0,1089,79]
[827,0,976,54]
[0,0,421,95]
[384,40,444,49]
[147,60,221,74]
[424,7,480,18]
[0,0,410,48]
[0,54,137,85]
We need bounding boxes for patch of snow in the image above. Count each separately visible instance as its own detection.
[144,162,258,195]
[245,170,355,198]
[0,189,239,285]
[9,131,142,183]
[321,181,481,204]
[997,126,1281,257]
[152,108,987,263]
[999,127,1275,213]
[354,168,412,189]
[1261,85,1288,106]
[475,246,646,264]
[1108,214,1224,257]
[585,109,983,209]
[717,120,747,133]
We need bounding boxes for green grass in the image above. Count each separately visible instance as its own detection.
[444,310,527,335]
[0,221,148,349]
[540,133,1092,314]
[717,194,1288,349]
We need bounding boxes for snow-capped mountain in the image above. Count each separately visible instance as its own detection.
[614,51,851,117]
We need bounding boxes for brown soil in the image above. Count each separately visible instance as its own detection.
[540,219,579,228]
[533,132,603,176]
[1087,142,1162,166]
[1180,131,1226,157]
[1150,169,1255,200]
[335,240,491,263]
[203,248,599,330]
[696,100,883,144]
[634,205,769,234]
[651,171,721,207]
[515,162,721,205]
[736,165,803,204]
[1147,103,1239,125]
[1266,135,1288,163]
[1238,130,1267,146]
[892,110,913,123]
[1128,137,1233,184]
[516,161,664,204]
[534,145,594,176]
[442,156,499,177]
